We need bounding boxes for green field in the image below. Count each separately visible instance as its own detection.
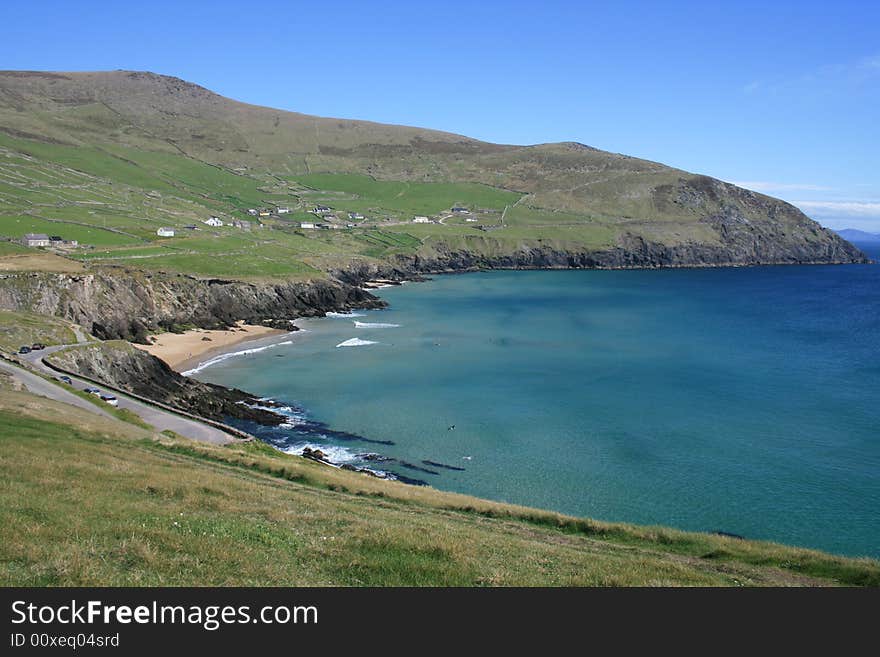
[0,310,81,352]
[1,388,876,586]
[0,241,29,255]
[293,173,522,217]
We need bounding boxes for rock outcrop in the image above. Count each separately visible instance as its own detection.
[44,341,285,425]
[0,270,385,342]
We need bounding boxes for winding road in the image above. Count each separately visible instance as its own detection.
[7,346,237,445]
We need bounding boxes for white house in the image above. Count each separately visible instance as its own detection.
[300,222,315,229]
[276,206,290,214]
[348,212,365,220]
[203,217,223,227]
[465,218,478,222]
[246,209,258,216]
[412,216,431,224]
[157,227,175,237]
[21,233,51,247]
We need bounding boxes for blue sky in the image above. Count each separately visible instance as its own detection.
[3,1,879,230]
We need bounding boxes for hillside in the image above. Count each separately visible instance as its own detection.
[0,69,866,286]
[1,387,877,586]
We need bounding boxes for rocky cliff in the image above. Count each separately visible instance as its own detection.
[0,270,385,342]
[45,341,285,425]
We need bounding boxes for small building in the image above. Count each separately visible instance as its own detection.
[183,224,198,230]
[258,210,270,217]
[156,227,175,237]
[348,212,365,220]
[276,206,290,214]
[21,233,51,247]
[231,220,252,230]
[246,209,258,216]
[300,222,316,229]
[465,217,478,222]
[313,205,332,214]
[451,207,470,214]
[204,217,223,227]
[412,216,431,224]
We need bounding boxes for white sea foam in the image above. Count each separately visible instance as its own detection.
[181,339,294,376]
[336,338,378,348]
[282,443,359,465]
[354,321,400,329]
[325,311,365,318]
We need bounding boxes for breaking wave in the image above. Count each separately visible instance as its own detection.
[354,321,400,328]
[336,338,378,347]
[181,339,294,376]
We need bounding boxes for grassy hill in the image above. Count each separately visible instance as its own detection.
[1,387,877,586]
[0,70,865,280]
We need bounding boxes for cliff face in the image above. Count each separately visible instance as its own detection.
[333,231,868,284]
[0,270,385,342]
[44,341,284,425]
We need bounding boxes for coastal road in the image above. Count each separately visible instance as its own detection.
[0,358,114,419]
[13,346,237,445]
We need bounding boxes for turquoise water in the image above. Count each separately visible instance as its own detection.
[194,246,880,557]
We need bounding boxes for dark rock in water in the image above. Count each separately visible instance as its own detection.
[301,447,328,462]
[398,461,440,475]
[391,473,429,486]
[712,530,745,540]
[358,453,395,463]
[423,459,466,472]
[201,336,212,341]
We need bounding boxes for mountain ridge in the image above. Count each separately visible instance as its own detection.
[0,69,867,273]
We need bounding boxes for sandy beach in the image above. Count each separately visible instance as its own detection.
[133,322,285,371]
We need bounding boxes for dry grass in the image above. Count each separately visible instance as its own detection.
[0,252,83,273]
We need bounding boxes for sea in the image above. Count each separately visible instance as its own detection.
[190,244,880,558]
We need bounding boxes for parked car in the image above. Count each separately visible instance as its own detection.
[84,387,101,395]
[18,346,31,354]
[59,375,73,384]
[100,394,118,407]
[31,343,45,350]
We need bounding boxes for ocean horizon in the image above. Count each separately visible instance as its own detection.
[193,245,880,558]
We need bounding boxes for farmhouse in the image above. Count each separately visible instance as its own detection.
[348,212,365,220]
[465,217,478,222]
[412,216,431,224]
[21,233,51,247]
[313,205,332,214]
[276,206,290,214]
[156,227,175,237]
[258,210,270,217]
[246,209,258,216]
[300,222,315,229]
[204,217,223,227]
[451,207,470,214]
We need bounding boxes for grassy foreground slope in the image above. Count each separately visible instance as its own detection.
[1,390,877,586]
